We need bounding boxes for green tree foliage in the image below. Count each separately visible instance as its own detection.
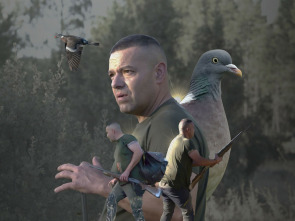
[262,0,295,136]
[0,3,21,67]
[24,0,92,30]
[0,57,110,220]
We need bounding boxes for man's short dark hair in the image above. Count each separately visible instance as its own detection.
[110,34,164,54]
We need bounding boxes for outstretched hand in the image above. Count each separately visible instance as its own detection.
[54,156,111,197]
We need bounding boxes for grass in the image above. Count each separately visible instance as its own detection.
[206,182,295,221]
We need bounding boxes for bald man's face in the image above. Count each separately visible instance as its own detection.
[187,123,195,139]
[108,46,160,116]
[106,126,116,142]
[182,123,195,139]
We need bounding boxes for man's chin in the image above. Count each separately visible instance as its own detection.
[118,104,133,114]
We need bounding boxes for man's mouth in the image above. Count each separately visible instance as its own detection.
[116,93,128,102]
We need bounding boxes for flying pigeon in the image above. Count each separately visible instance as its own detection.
[55,34,99,71]
[180,49,242,199]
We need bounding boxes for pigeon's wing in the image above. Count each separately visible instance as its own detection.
[66,37,81,50]
[66,47,83,71]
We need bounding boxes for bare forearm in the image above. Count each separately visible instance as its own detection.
[125,151,143,173]
[189,150,219,167]
[192,158,217,167]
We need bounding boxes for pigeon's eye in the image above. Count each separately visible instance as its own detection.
[212,57,219,63]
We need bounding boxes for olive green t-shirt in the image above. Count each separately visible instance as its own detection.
[162,134,196,189]
[111,134,144,183]
[100,98,209,221]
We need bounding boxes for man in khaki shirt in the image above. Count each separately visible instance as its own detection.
[160,119,222,221]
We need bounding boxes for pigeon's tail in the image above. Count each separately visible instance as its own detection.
[88,42,100,46]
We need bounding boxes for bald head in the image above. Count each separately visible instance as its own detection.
[106,122,122,131]
[106,122,123,142]
[179,118,194,139]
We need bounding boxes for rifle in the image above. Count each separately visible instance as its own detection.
[189,126,250,190]
[89,165,162,198]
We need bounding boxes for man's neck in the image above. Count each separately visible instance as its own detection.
[115,133,124,141]
[136,94,172,123]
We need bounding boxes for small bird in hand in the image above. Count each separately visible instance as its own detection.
[55,33,99,71]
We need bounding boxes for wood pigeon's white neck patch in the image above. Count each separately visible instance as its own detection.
[180,93,194,104]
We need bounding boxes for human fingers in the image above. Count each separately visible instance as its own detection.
[120,175,126,182]
[92,156,102,167]
[217,156,222,163]
[55,170,74,180]
[214,154,221,162]
[57,163,78,172]
[108,181,113,187]
[54,182,75,193]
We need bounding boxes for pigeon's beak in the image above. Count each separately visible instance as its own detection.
[226,64,242,77]
[55,34,62,39]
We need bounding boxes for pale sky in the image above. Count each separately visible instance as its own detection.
[2,0,114,58]
[2,0,280,58]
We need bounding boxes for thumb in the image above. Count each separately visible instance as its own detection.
[92,156,102,166]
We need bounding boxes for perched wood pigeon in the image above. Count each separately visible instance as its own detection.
[180,49,242,199]
[55,34,99,71]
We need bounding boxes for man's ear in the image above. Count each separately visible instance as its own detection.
[155,62,167,83]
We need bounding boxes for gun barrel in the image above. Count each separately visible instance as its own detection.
[189,126,250,190]
[217,126,250,157]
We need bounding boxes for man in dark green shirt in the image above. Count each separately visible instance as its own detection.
[55,34,213,221]
[160,119,222,221]
[105,122,145,221]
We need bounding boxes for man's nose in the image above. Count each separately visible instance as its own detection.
[111,74,125,89]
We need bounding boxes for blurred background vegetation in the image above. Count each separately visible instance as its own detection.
[0,0,294,220]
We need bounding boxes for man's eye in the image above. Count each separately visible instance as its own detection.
[109,73,114,79]
[123,70,133,74]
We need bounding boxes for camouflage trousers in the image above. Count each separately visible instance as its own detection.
[106,182,145,221]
